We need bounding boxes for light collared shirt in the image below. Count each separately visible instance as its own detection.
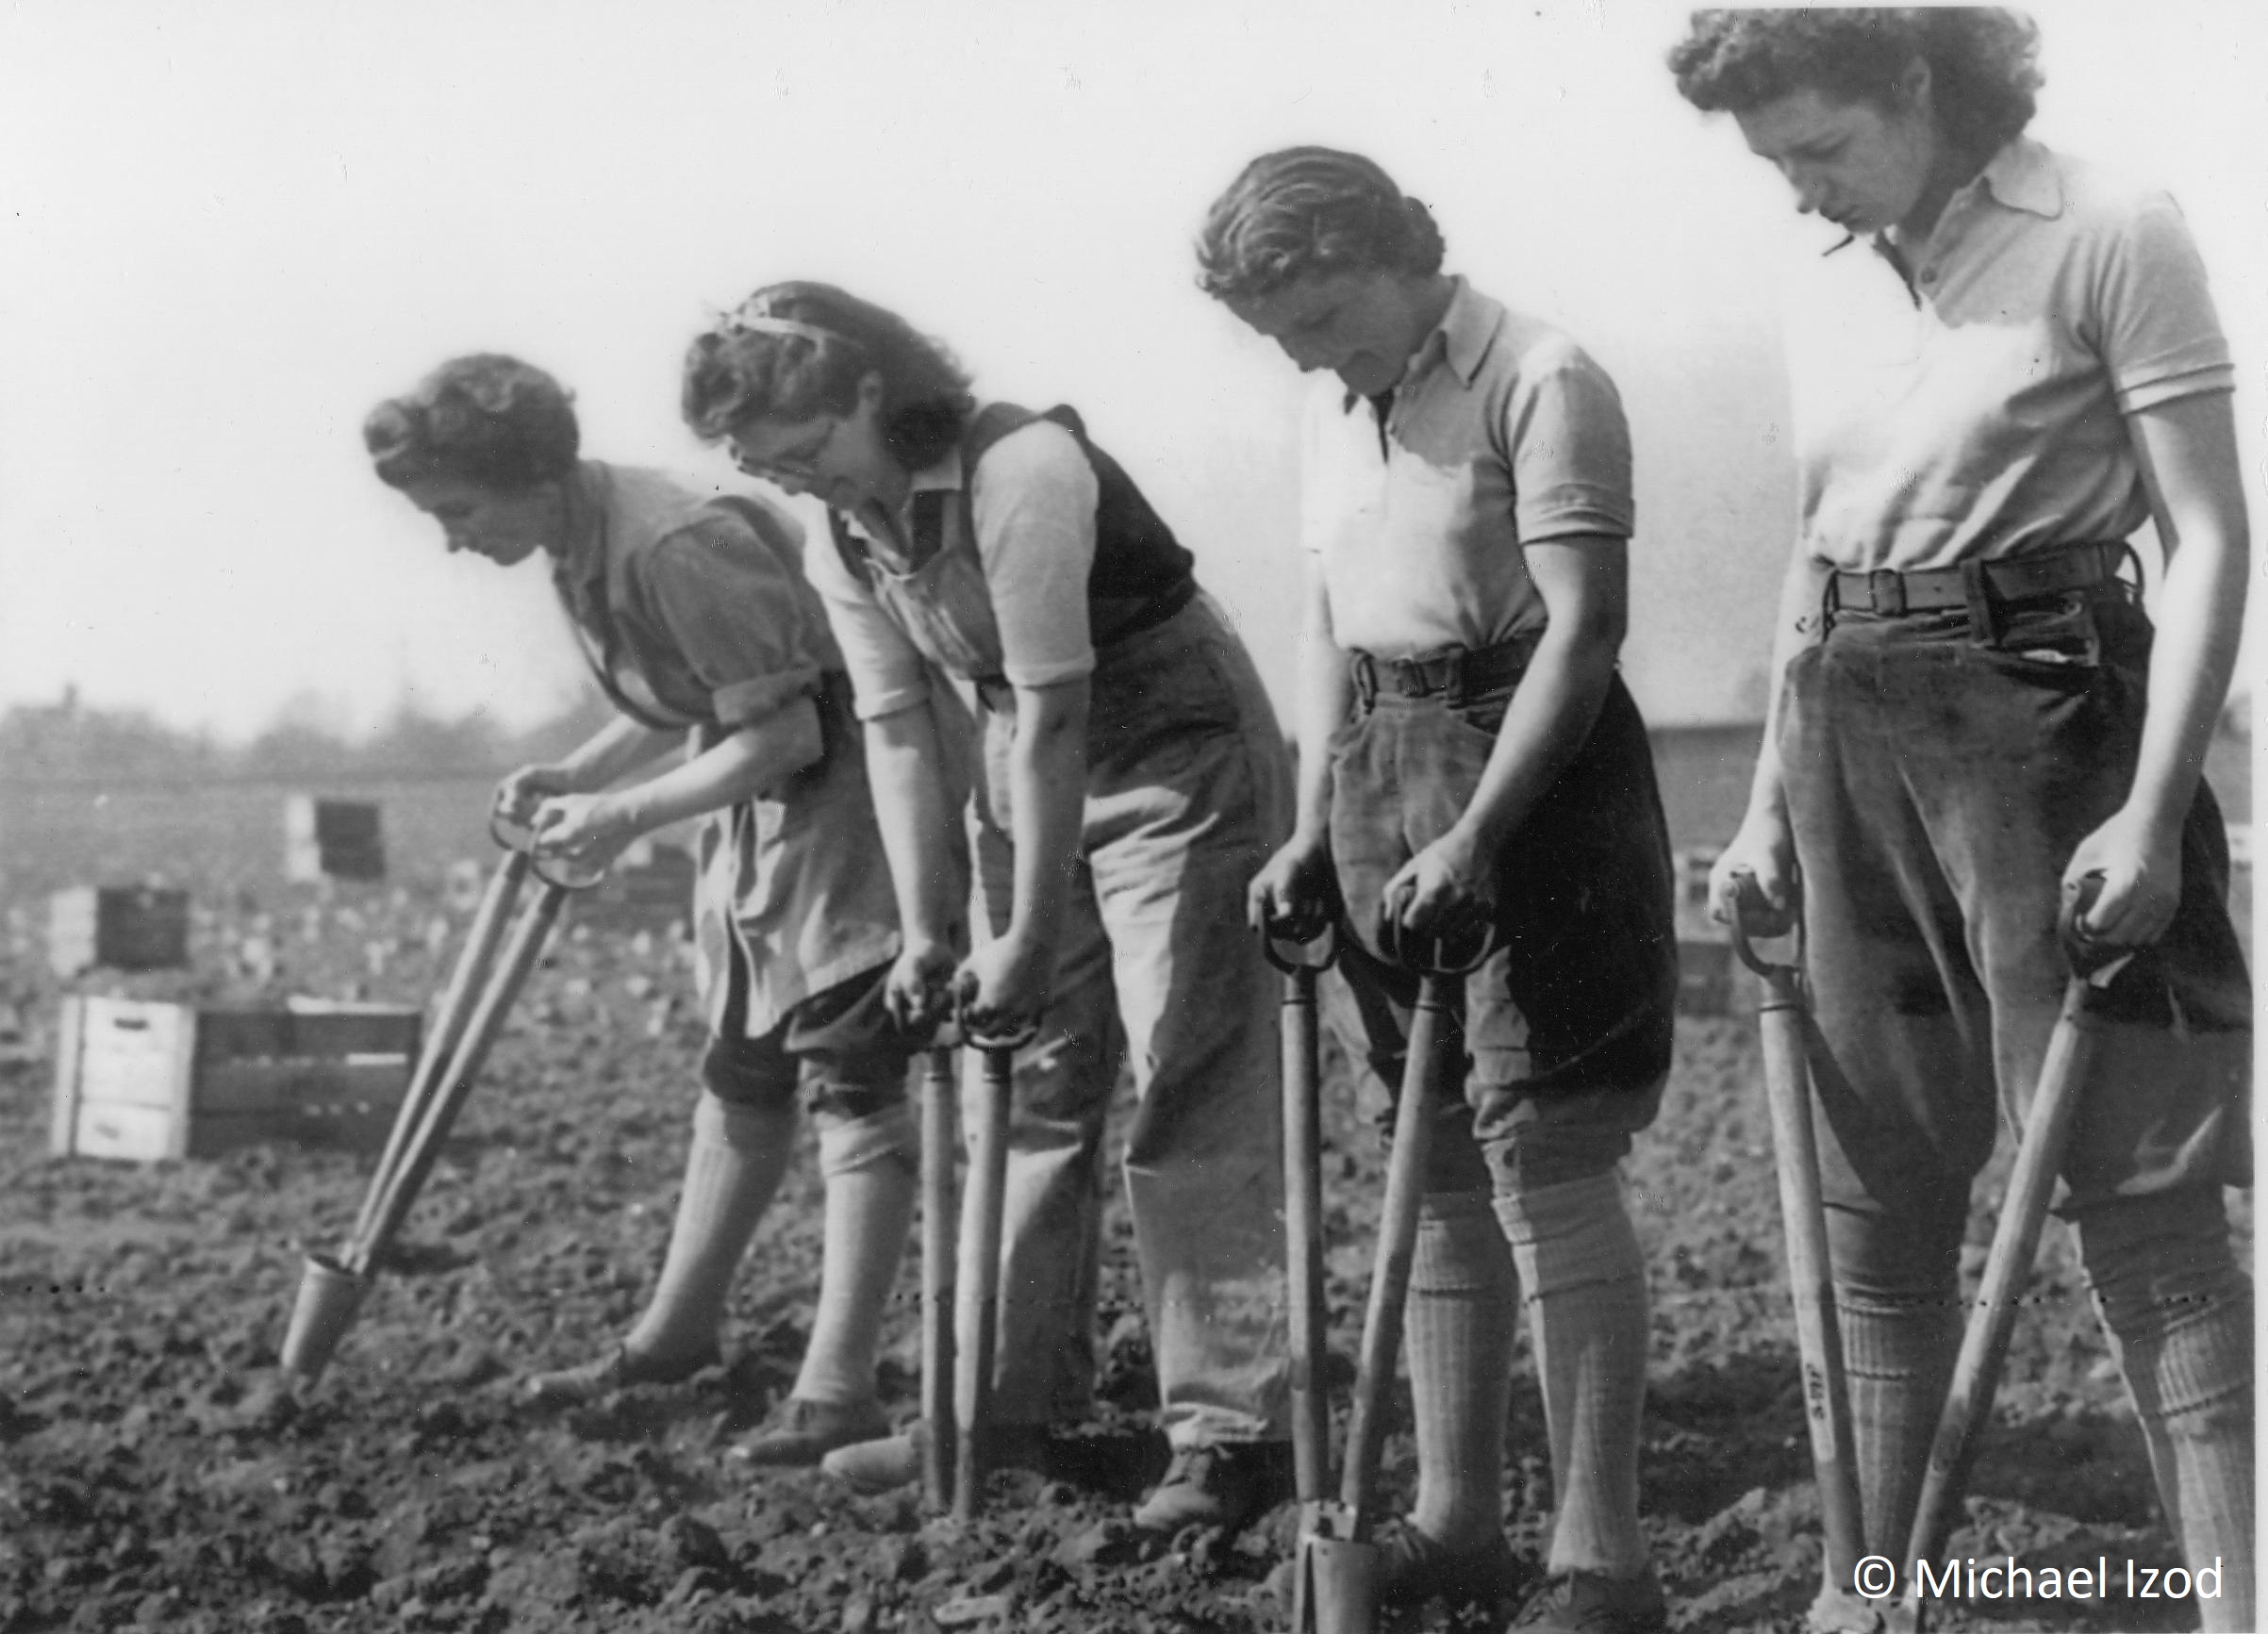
[806,421,1101,720]
[1299,277,1633,660]
[1788,137,2234,573]
[553,462,899,1036]
[553,462,842,730]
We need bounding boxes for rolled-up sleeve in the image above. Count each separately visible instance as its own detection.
[2098,192,2235,415]
[636,509,826,730]
[800,515,935,720]
[1503,348,1636,545]
[970,421,1100,687]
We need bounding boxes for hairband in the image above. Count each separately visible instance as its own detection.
[718,309,838,347]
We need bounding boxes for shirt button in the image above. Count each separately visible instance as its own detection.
[1919,267,1938,285]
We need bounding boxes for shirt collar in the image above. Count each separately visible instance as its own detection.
[1820,136,2064,262]
[1974,136,2064,220]
[1340,274,1499,411]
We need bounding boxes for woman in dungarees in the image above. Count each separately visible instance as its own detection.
[681,284,1295,1532]
[1202,149,1679,1634]
[1670,11,2252,1631]
[366,353,922,1466]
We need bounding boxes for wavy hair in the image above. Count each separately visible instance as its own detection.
[1195,147,1447,303]
[680,282,976,472]
[1668,8,2043,157]
[364,354,579,493]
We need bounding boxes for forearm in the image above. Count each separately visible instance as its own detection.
[2123,395,2250,835]
[604,701,822,834]
[1004,682,1091,952]
[1289,579,1351,845]
[2130,524,2245,831]
[560,716,684,789]
[864,704,960,948]
[1453,621,1618,854]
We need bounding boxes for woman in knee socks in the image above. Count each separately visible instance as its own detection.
[1673,12,2255,1628]
[366,355,926,1464]
[1205,148,1680,1633]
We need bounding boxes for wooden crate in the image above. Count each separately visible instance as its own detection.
[285,797,387,883]
[48,885,190,978]
[51,998,421,1163]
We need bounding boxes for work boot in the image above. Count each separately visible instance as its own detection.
[1372,1518,1531,1610]
[1132,1441,1293,1533]
[732,1396,890,1467]
[819,1418,1059,1494]
[1510,1569,1669,1634]
[521,1343,720,1409]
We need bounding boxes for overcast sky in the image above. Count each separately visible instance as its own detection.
[2,0,2260,741]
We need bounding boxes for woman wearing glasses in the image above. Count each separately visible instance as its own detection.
[682,285,1296,1531]
[365,353,924,1466]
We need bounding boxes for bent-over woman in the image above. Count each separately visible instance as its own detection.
[681,286,1295,1531]
[365,354,922,1465]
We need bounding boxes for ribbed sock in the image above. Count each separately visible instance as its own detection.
[1836,1290,1960,1560]
[624,1091,798,1363]
[2081,1196,2256,1634]
[1405,1188,1519,1549]
[1494,1170,1650,1578]
[792,1105,920,1408]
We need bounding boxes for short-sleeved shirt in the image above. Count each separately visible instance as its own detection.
[806,421,1101,720]
[1299,277,1634,659]
[1787,137,2234,573]
[553,462,899,1035]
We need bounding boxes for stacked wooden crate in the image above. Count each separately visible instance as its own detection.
[286,798,387,882]
[51,998,420,1163]
[47,885,190,978]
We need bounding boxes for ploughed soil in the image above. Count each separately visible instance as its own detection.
[0,871,2245,1633]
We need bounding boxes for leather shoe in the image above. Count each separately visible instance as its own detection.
[819,1417,1058,1494]
[733,1396,890,1467]
[521,1343,720,1408]
[1372,1519,1530,1609]
[1131,1441,1293,1533]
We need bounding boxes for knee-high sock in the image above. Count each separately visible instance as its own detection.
[1406,1188,1519,1548]
[792,1104,919,1407]
[625,1091,797,1362]
[2080,1194,2255,1634]
[1494,1170,1649,1577]
[1836,1288,1960,1560]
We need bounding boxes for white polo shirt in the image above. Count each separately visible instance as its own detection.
[1787,137,2234,573]
[1299,278,1634,660]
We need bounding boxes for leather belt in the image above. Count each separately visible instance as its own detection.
[1349,635,1539,708]
[1826,542,2127,618]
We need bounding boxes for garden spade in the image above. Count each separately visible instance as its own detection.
[1295,919,1492,1634]
[1901,876,2127,1629]
[1262,923,1338,1518]
[954,1015,1037,1522]
[919,1041,960,1511]
[1729,892,1865,1592]
[282,823,600,1383]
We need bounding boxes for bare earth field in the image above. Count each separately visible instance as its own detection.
[0,805,2250,1633]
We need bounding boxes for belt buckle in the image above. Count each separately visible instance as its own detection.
[1868,569,1907,617]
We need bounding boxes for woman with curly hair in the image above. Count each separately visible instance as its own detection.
[366,354,924,1467]
[681,283,1296,1531]
[1200,148,1680,1634]
[1671,10,2253,1629]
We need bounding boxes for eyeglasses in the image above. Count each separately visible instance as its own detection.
[727,417,838,483]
